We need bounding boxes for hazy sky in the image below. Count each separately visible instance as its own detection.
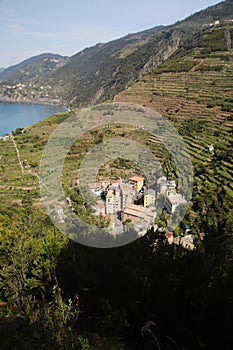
[0,0,221,67]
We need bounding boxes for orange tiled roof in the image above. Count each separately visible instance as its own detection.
[129,175,144,182]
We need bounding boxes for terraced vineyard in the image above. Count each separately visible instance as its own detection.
[115,23,233,204]
[0,112,73,204]
[0,136,38,203]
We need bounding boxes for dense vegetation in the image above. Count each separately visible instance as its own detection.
[0,200,232,349]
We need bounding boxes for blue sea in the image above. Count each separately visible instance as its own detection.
[0,101,67,136]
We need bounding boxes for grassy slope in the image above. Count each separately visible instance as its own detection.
[0,112,73,204]
[115,23,233,199]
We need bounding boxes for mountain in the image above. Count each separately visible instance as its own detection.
[45,25,169,106]
[0,53,69,83]
[41,0,233,107]
[181,0,233,25]
[0,68,4,73]
[0,1,232,107]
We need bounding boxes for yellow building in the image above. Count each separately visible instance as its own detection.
[129,175,144,192]
[144,189,155,207]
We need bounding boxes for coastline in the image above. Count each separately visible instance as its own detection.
[0,96,69,110]
[0,101,69,136]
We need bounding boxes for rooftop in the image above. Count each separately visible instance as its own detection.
[123,204,155,221]
[144,189,156,196]
[121,183,134,193]
[130,175,145,182]
[167,193,187,206]
[92,200,105,209]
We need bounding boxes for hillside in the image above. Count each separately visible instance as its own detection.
[1,20,231,214]
[115,21,233,235]
[0,1,232,107]
[44,1,233,107]
[0,53,69,83]
[0,3,233,350]
[0,19,232,350]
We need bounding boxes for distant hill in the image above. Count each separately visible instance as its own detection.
[0,68,4,73]
[0,53,69,83]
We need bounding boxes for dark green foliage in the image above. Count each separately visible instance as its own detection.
[0,205,89,350]
[12,127,23,136]
[56,213,233,350]
[0,181,232,349]
[193,27,228,53]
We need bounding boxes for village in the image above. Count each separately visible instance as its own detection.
[87,174,195,249]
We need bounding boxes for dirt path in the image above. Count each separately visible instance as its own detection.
[10,135,50,193]
[11,134,24,174]
[28,169,50,193]
[225,28,232,52]
[191,59,204,72]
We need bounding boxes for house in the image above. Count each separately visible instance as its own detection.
[157,176,177,196]
[105,183,134,214]
[122,204,156,224]
[165,193,187,214]
[121,183,135,209]
[157,176,168,195]
[174,235,195,251]
[167,180,176,195]
[123,204,147,221]
[144,189,156,207]
[106,189,115,214]
[165,232,174,244]
[129,175,144,192]
[92,176,157,235]
[0,135,9,141]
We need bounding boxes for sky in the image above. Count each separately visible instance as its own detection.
[0,0,222,68]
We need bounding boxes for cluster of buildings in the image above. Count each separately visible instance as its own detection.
[203,19,233,28]
[0,135,10,141]
[165,231,195,251]
[91,175,188,236]
[157,176,187,213]
[55,174,194,249]
[91,176,157,235]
